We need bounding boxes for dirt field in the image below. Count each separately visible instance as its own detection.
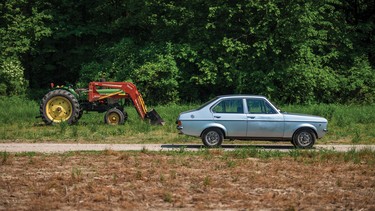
[1,150,374,210]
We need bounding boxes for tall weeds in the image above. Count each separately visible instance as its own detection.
[281,104,375,143]
[0,96,374,144]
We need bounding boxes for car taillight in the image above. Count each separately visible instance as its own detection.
[177,120,182,126]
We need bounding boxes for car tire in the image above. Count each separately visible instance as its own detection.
[292,128,316,149]
[202,128,224,147]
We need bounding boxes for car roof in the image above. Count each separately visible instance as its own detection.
[216,94,267,99]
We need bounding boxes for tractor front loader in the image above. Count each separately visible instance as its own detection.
[39,82,165,125]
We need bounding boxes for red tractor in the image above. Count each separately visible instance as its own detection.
[39,81,164,125]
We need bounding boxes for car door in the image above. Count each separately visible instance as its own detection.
[246,98,285,138]
[211,98,247,137]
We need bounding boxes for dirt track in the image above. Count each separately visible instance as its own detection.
[1,149,374,210]
[1,143,375,153]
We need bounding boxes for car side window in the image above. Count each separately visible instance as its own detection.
[212,99,243,113]
[247,99,277,114]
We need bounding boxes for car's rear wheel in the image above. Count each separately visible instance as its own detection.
[202,128,223,147]
[292,128,316,149]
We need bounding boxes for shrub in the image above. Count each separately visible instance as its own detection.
[0,58,28,96]
[339,56,375,104]
[133,54,179,104]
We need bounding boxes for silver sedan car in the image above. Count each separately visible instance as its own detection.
[176,95,328,148]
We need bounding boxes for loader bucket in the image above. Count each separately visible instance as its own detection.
[147,109,165,125]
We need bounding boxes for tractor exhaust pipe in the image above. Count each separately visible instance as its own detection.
[147,109,165,125]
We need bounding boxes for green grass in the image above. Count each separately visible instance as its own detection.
[2,147,375,165]
[0,96,374,144]
[0,96,197,143]
[280,104,375,144]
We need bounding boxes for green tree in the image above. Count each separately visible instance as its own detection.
[0,58,28,95]
[79,40,179,104]
[0,0,51,95]
[133,53,179,104]
[3,0,373,104]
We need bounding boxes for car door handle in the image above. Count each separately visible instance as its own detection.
[247,116,255,119]
[214,116,221,118]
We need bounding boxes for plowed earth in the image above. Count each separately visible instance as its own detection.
[1,151,374,210]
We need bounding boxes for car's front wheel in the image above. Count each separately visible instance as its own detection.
[292,128,316,149]
[201,128,224,147]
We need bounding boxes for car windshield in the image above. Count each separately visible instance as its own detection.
[269,101,283,113]
[196,97,219,110]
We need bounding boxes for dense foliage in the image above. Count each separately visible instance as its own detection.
[1,0,374,104]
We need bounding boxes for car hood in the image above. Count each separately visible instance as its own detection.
[282,113,328,123]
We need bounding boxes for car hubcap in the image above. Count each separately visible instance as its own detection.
[46,96,72,122]
[206,131,220,145]
[297,132,312,147]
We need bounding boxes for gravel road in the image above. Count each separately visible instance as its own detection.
[0,143,374,153]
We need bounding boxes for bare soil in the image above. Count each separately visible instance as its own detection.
[1,151,374,210]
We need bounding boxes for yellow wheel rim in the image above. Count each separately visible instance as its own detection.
[107,112,120,125]
[46,96,73,123]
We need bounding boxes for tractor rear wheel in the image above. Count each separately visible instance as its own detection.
[104,108,126,125]
[40,89,81,125]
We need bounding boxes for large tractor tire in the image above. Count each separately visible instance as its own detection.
[40,89,81,125]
